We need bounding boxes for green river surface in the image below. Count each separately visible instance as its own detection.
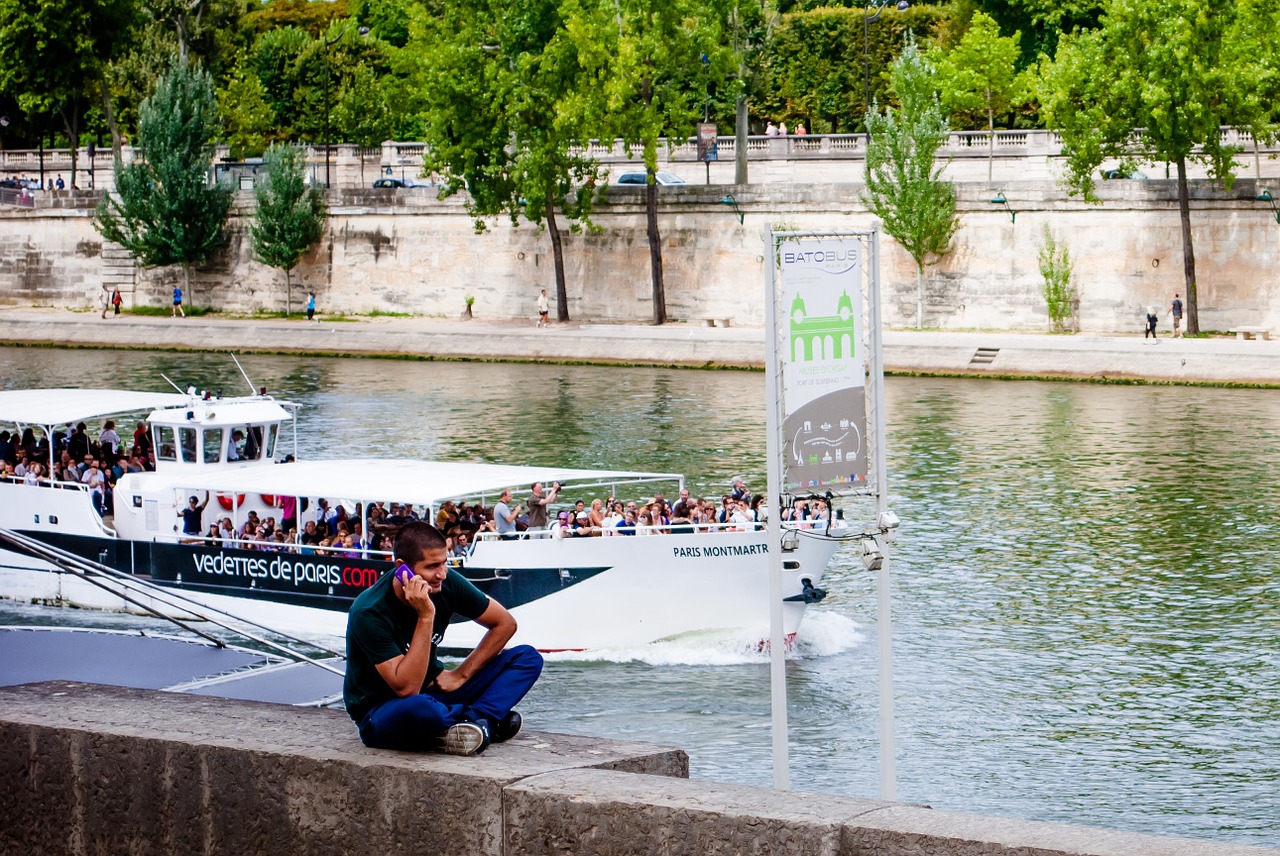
[1,346,1277,846]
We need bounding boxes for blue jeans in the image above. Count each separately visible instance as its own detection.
[358,645,543,750]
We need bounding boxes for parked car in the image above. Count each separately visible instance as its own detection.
[372,177,432,188]
[615,171,687,186]
[1100,167,1148,180]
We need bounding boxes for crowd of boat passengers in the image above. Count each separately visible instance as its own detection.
[0,421,833,558]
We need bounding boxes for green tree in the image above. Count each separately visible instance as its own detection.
[1040,0,1278,335]
[759,4,946,133]
[1037,223,1076,332]
[587,0,733,324]
[932,11,1031,180]
[0,0,140,187]
[332,63,396,184]
[95,59,233,306]
[220,65,275,158]
[863,36,959,330]
[251,144,327,315]
[410,0,604,322]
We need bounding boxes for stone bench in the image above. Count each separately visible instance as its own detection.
[1229,326,1271,340]
[699,317,733,328]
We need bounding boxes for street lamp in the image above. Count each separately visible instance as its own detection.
[718,194,744,224]
[864,0,910,128]
[990,191,1016,223]
[1256,189,1280,223]
[322,24,370,189]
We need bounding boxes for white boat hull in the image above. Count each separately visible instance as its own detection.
[0,526,839,651]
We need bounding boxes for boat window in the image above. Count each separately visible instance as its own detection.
[202,428,222,464]
[264,424,278,460]
[155,426,176,462]
[179,427,197,463]
[245,425,263,460]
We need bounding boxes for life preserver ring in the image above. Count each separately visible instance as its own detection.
[260,494,276,506]
[216,492,246,510]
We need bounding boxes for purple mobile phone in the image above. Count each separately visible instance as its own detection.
[393,563,413,585]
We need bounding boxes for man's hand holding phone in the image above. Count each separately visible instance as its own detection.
[394,563,436,622]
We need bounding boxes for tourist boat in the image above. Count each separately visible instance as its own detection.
[0,388,845,652]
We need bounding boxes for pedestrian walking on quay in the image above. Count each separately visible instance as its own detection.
[1171,293,1184,338]
[172,285,185,318]
[536,288,549,328]
[1144,306,1158,339]
[307,290,317,322]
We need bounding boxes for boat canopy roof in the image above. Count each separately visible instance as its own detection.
[174,459,683,507]
[0,388,190,427]
[148,398,292,426]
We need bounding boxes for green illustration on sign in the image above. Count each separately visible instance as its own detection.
[789,291,857,362]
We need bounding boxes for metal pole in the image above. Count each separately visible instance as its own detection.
[864,10,871,122]
[868,227,896,800]
[763,226,789,790]
[324,39,331,190]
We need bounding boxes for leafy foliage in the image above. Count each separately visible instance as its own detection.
[1037,223,1076,332]
[252,143,326,274]
[863,36,958,327]
[1039,0,1280,334]
[252,143,327,313]
[219,64,275,158]
[582,0,736,323]
[95,59,233,293]
[0,0,140,180]
[409,0,607,321]
[758,4,947,133]
[864,37,957,273]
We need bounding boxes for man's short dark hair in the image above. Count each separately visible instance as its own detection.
[394,521,447,564]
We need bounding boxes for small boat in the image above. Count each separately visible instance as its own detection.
[0,387,845,651]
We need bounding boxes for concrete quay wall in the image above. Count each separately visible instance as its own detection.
[2,180,1280,334]
[2,681,1276,856]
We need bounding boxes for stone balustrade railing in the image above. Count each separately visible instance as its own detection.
[2,128,1275,190]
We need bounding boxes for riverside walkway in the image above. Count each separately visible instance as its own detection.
[2,307,1278,385]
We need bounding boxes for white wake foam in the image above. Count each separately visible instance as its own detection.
[543,609,863,666]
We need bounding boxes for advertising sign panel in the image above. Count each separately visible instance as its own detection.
[776,237,867,491]
[697,123,718,162]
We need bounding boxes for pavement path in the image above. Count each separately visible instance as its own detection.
[1,307,1278,385]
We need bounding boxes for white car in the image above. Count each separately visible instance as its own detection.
[615,170,687,186]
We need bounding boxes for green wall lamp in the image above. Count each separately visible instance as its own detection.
[990,191,1016,223]
[719,194,744,225]
[1256,189,1280,223]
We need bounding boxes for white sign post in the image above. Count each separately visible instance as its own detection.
[764,227,895,798]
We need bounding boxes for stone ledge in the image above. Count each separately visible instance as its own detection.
[2,683,1275,856]
[0,681,686,856]
[506,768,1280,856]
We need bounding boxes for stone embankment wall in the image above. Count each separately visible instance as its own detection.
[3,682,1274,856]
[2,181,1278,332]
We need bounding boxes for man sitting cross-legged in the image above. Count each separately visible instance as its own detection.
[344,521,543,755]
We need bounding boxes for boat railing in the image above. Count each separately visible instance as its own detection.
[175,531,395,560]
[474,519,767,540]
[1,473,95,493]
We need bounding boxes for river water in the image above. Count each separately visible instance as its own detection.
[1,346,1277,846]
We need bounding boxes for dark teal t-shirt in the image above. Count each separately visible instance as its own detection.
[343,567,489,722]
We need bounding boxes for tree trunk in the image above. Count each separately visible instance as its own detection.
[284,269,292,317]
[182,263,192,311]
[916,264,923,329]
[735,94,748,185]
[57,105,79,191]
[646,168,666,325]
[1175,156,1198,335]
[987,104,995,182]
[546,191,570,322]
[100,80,122,159]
